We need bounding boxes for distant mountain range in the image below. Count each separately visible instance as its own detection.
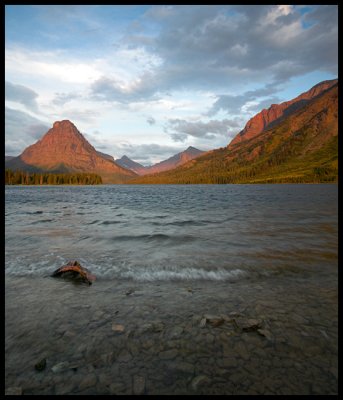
[5,121,205,183]
[115,146,204,175]
[5,78,338,184]
[131,79,338,184]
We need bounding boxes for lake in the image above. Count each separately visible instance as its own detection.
[5,184,338,395]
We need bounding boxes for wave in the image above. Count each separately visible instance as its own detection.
[118,267,246,282]
[30,219,55,224]
[151,219,209,227]
[109,233,195,244]
[4,254,247,282]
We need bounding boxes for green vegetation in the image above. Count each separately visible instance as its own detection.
[130,85,338,185]
[5,170,103,185]
[130,135,338,185]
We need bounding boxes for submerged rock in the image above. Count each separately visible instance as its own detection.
[257,328,273,341]
[51,260,96,285]
[5,387,22,395]
[133,376,146,395]
[200,315,225,328]
[112,323,125,333]
[191,375,211,391]
[235,318,262,332]
[34,358,46,371]
[51,361,70,373]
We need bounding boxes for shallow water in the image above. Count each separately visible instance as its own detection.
[5,184,338,395]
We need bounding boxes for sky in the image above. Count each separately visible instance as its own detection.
[5,5,338,165]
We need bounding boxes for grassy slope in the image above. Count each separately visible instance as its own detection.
[130,84,338,184]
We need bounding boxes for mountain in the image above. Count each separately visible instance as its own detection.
[5,155,15,162]
[115,155,147,175]
[230,79,338,147]
[116,146,205,176]
[144,146,205,175]
[5,120,137,183]
[96,151,115,162]
[130,81,338,184]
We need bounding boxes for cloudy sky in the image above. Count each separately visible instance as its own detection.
[5,5,338,165]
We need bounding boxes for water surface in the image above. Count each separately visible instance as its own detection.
[5,184,338,395]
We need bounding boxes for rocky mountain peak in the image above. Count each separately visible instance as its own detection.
[6,120,136,183]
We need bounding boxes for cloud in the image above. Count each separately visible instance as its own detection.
[58,109,100,124]
[5,81,39,112]
[90,72,162,103]
[146,116,156,125]
[244,97,281,114]
[207,81,283,116]
[5,107,50,155]
[119,5,338,100]
[5,47,102,85]
[165,118,241,142]
[5,5,338,161]
[52,91,81,106]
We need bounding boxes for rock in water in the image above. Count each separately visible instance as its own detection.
[51,260,96,285]
[35,358,46,371]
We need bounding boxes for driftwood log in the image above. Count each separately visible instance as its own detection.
[51,260,96,285]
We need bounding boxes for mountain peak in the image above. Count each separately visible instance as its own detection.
[48,120,82,138]
[7,120,136,183]
[53,120,75,129]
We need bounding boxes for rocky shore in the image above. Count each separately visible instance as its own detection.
[5,273,338,395]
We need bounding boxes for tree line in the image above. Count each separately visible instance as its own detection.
[5,169,103,185]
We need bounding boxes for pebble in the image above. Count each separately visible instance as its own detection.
[132,376,145,395]
[168,326,184,339]
[191,375,210,391]
[159,349,179,360]
[79,374,97,391]
[5,387,22,395]
[199,318,207,328]
[112,323,125,333]
[110,382,126,394]
[234,341,250,360]
[54,382,75,395]
[51,361,70,373]
[257,329,273,341]
[169,361,194,374]
[236,318,262,332]
[220,357,238,368]
[117,349,132,363]
[34,358,46,372]
[203,314,225,327]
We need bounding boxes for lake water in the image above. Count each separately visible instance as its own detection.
[5,184,338,395]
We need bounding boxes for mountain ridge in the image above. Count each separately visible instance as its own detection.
[130,81,338,184]
[115,146,205,175]
[229,78,338,147]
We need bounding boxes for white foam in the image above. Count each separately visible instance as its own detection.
[5,254,246,282]
[119,267,245,282]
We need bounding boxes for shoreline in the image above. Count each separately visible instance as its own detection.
[5,274,338,395]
